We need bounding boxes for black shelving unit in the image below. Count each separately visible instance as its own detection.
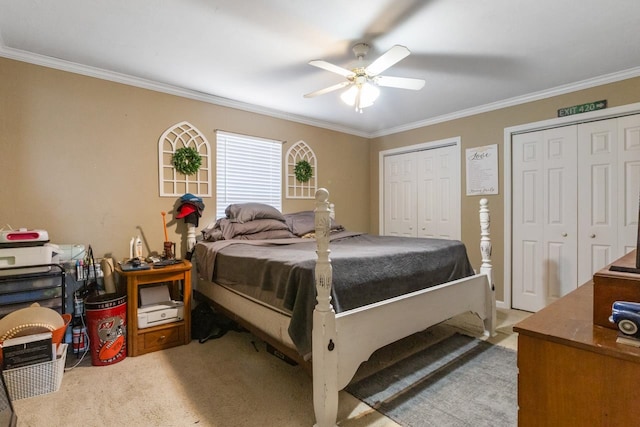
[0,264,66,318]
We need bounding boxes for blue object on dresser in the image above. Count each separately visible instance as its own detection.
[610,300,640,337]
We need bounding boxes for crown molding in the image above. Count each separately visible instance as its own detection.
[370,66,640,138]
[2,43,639,140]
[0,45,371,138]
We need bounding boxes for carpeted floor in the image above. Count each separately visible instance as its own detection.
[346,333,517,427]
[9,309,527,426]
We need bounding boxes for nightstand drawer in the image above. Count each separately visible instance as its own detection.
[138,324,184,352]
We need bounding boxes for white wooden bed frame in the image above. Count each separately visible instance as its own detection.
[193,188,495,427]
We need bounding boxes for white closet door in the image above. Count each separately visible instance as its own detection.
[577,120,619,285]
[543,126,579,302]
[510,112,640,312]
[384,152,417,236]
[512,131,545,312]
[512,126,578,311]
[416,145,460,239]
[618,115,640,255]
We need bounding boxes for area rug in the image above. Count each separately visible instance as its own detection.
[345,333,517,427]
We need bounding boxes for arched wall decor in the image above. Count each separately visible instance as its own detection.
[286,140,317,199]
[158,121,211,197]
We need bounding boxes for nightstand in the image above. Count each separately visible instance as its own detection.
[115,260,192,356]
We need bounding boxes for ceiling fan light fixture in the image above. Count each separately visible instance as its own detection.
[306,43,421,112]
[340,83,379,112]
[340,85,358,106]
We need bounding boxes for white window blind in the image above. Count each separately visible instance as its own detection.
[216,130,282,219]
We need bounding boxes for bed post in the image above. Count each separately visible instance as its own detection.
[479,198,496,336]
[312,188,339,427]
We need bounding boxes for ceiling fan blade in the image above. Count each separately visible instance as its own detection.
[308,60,355,78]
[375,75,425,90]
[365,45,411,76]
[304,81,351,98]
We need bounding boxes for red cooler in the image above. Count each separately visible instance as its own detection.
[85,293,127,366]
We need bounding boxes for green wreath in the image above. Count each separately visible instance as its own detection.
[294,160,313,183]
[172,147,202,175]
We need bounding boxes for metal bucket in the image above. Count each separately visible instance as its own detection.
[85,293,127,366]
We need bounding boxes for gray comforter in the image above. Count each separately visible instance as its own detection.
[195,231,474,357]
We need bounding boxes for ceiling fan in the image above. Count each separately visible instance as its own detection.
[304,43,425,113]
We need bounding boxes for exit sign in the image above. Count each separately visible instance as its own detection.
[558,100,607,117]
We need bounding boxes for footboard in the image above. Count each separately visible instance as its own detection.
[311,189,495,427]
[334,274,493,390]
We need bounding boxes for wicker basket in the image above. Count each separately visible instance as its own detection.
[2,344,67,400]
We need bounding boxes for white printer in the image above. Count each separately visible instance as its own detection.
[137,284,184,329]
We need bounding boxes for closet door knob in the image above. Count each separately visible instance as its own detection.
[590,234,596,238]
[562,232,568,237]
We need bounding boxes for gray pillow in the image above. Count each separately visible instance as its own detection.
[284,211,343,236]
[225,203,286,224]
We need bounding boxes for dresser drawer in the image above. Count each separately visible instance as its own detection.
[137,323,184,353]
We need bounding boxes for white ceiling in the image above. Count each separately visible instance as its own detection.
[1,0,639,137]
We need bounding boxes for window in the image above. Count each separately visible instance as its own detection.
[216,130,282,219]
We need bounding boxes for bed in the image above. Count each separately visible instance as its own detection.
[192,188,495,427]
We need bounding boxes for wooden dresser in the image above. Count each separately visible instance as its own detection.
[513,281,640,426]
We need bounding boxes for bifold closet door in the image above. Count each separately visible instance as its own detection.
[618,115,640,255]
[576,119,619,286]
[383,145,461,239]
[384,152,417,237]
[512,126,578,312]
[512,114,640,312]
[416,145,460,239]
[576,114,640,285]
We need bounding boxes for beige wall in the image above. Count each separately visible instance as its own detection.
[3,56,640,304]
[369,77,640,302]
[0,58,369,261]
